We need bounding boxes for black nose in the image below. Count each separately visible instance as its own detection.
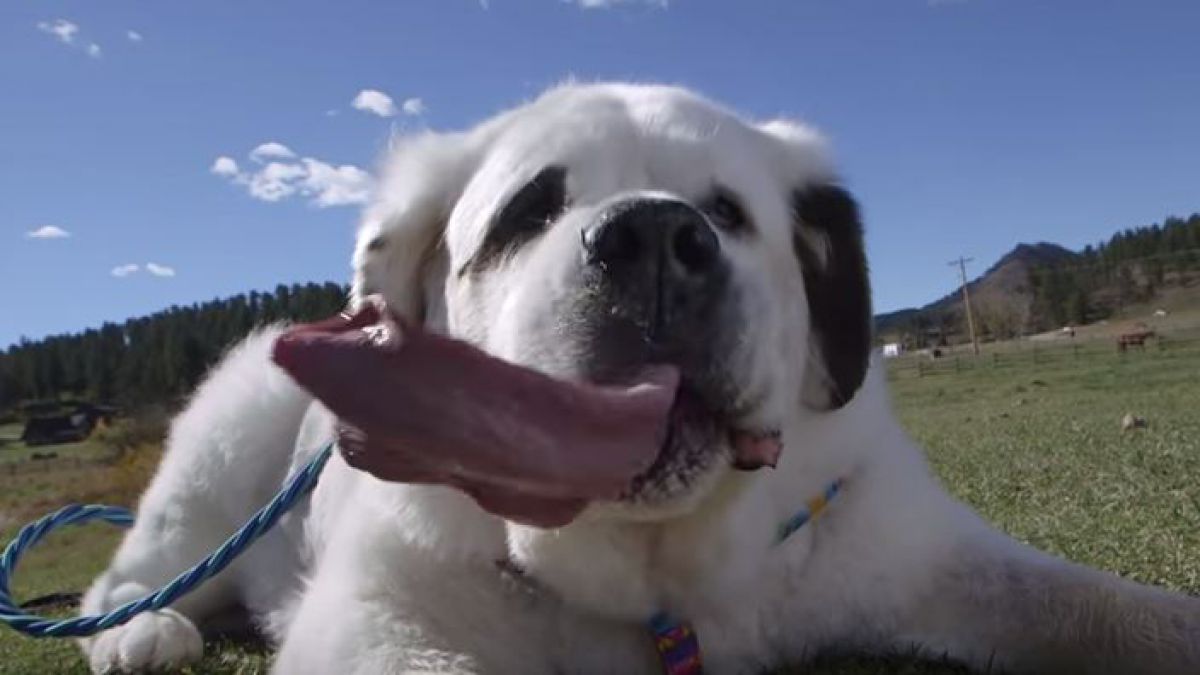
[580,198,727,346]
[582,199,720,279]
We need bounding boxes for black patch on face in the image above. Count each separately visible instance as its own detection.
[792,184,872,409]
[461,165,568,276]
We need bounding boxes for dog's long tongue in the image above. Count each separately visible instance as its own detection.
[271,303,678,526]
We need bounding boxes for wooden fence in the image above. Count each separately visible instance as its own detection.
[886,335,1200,380]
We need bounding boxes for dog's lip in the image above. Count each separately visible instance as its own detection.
[669,382,782,470]
[729,427,782,470]
[617,379,781,498]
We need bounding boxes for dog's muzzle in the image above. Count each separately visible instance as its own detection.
[581,198,730,347]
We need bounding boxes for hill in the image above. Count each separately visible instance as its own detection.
[877,213,1200,347]
[876,242,1078,341]
[877,243,1075,327]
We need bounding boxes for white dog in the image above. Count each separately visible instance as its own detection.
[80,83,1200,674]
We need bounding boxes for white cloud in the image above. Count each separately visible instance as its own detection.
[249,142,296,162]
[299,159,373,207]
[127,30,143,42]
[210,156,240,177]
[401,97,426,116]
[146,262,176,277]
[352,89,397,117]
[325,109,340,117]
[211,146,374,207]
[37,19,104,58]
[566,0,668,8]
[111,264,140,278]
[37,19,79,44]
[247,161,307,202]
[26,225,71,239]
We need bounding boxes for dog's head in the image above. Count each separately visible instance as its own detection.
[352,83,871,521]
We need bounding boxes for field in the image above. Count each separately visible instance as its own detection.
[1,340,1198,674]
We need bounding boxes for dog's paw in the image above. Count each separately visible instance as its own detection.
[85,609,203,674]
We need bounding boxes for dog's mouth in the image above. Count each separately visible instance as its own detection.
[271,300,779,525]
[616,377,781,506]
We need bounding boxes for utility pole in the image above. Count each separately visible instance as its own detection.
[949,256,981,356]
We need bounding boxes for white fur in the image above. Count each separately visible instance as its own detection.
[82,83,1200,675]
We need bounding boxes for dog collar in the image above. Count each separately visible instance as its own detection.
[496,477,845,675]
[645,476,845,675]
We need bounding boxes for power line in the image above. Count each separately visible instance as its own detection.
[948,257,981,356]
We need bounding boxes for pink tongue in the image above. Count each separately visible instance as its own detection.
[271,303,679,527]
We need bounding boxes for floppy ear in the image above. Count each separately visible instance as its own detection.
[757,119,873,409]
[792,183,873,409]
[351,131,483,328]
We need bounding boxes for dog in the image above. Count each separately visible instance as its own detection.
[80,83,1200,674]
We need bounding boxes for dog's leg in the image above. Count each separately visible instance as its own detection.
[902,527,1200,674]
[80,327,314,674]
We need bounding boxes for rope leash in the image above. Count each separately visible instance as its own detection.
[0,442,334,638]
[1,438,844,675]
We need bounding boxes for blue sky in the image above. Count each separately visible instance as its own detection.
[3,0,1199,348]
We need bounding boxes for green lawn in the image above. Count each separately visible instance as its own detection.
[0,422,25,459]
[0,421,114,467]
[1,344,1197,674]
[891,344,1200,594]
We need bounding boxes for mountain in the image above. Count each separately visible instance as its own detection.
[876,243,1077,341]
[876,211,1200,346]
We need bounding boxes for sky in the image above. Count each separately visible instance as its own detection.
[3,0,1199,348]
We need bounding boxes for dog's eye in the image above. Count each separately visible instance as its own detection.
[465,166,569,275]
[704,188,750,233]
[497,166,568,240]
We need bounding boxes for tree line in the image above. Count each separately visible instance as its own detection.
[0,282,349,414]
[1028,212,1200,329]
[882,212,1200,347]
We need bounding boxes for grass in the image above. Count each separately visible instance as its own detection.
[0,422,22,440]
[0,432,130,667]
[1,345,1198,673]
[0,422,114,467]
[891,343,1200,594]
[0,439,114,468]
